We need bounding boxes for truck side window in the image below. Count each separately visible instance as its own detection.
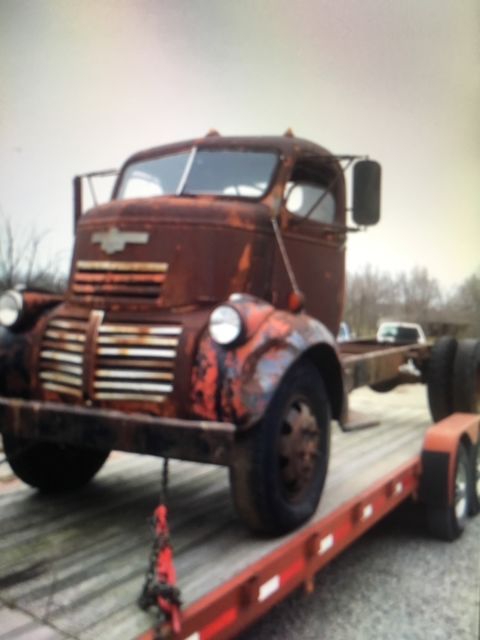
[285,181,336,224]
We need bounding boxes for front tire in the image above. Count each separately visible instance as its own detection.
[2,434,110,492]
[229,361,331,535]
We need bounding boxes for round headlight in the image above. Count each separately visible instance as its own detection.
[209,305,243,346]
[0,290,23,327]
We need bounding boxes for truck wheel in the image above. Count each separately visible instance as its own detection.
[427,443,470,541]
[229,361,330,535]
[2,434,110,492]
[452,339,480,413]
[427,336,457,422]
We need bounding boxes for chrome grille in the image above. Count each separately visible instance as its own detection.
[94,323,182,402]
[39,317,88,398]
[72,260,168,299]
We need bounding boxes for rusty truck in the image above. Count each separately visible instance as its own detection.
[0,131,479,537]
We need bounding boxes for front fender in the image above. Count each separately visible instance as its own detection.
[191,308,341,428]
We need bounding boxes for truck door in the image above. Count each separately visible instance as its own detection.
[272,155,346,334]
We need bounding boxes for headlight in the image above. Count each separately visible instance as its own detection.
[209,305,243,346]
[0,290,23,327]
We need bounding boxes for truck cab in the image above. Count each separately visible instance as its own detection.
[0,132,381,534]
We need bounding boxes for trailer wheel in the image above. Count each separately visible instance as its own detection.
[452,339,480,414]
[427,443,470,541]
[2,434,110,492]
[427,336,457,422]
[229,361,330,534]
[468,441,480,516]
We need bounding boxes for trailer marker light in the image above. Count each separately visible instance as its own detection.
[258,575,280,602]
[394,481,403,495]
[318,533,334,555]
[362,504,373,520]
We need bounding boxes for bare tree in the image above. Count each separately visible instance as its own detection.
[344,265,397,336]
[397,267,441,320]
[0,216,66,293]
[345,264,480,339]
[446,273,480,337]
[344,265,442,337]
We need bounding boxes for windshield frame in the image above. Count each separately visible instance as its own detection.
[113,145,282,203]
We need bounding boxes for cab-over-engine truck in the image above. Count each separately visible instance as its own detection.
[0,132,479,537]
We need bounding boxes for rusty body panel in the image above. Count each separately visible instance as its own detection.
[70,200,274,309]
[191,296,341,428]
[0,397,234,465]
[0,134,383,468]
[29,302,210,421]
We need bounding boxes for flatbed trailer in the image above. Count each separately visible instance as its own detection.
[0,385,479,640]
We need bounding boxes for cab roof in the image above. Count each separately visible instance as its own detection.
[124,132,336,167]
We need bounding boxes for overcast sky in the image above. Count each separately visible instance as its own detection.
[1,0,479,288]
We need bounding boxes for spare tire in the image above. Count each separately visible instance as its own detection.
[427,336,457,422]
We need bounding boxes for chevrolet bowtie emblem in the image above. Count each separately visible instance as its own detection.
[91,228,149,255]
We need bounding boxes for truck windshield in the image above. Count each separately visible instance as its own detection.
[117,149,279,200]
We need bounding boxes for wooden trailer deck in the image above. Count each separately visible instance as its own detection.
[0,386,432,640]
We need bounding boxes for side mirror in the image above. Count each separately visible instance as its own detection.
[352,160,381,226]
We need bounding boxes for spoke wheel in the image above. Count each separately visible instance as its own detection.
[230,360,331,534]
[279,400,321,503]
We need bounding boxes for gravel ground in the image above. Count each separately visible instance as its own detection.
[240,501,480,640]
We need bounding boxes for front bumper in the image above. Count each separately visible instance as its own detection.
[0,398,235,466]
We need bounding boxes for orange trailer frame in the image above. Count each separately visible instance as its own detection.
[138,412,479,640]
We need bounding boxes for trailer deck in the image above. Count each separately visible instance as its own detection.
[0,386,458,639]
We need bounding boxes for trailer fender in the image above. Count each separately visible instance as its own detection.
[419,413,479,508]
[191,307,344,428]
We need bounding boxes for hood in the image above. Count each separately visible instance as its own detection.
[69,196,274,309]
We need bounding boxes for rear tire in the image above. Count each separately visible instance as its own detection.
[452,339,480,414]
[229,361,331,535]
[2,434,110,492]
[427,443,470,541]
[427,336,457,422]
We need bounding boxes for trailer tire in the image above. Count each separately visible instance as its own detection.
[452,339,480,414]
[2,434,110,492]
[427,336,457,422]
[468,441,480,516]
[427,443,470,541]
[229,361,330,535]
